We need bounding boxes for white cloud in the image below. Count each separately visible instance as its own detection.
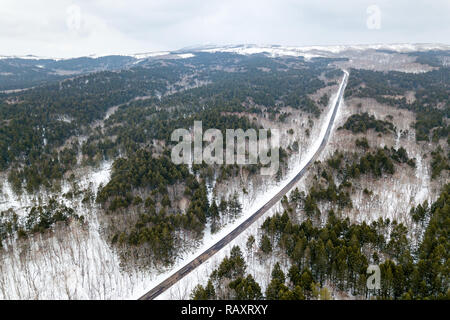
[0,0,448,58]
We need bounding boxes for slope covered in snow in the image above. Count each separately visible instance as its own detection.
[141,71,348,299]
[3,43,448,62]
[0,69,348,301]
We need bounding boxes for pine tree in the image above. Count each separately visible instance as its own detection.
[218,197,228,223]
[209,200,220,233]
[271,262,286,284]
[205,280,216,300]
[246,235,255,258]
[229,275,262,300]
[260,234,272,254]
[228,192,242,220]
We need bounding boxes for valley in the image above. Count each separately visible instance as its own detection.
[0,45,448,300]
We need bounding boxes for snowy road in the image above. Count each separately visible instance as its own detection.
[139,70,349,300]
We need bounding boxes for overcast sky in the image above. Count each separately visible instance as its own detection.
[1,0,449,58]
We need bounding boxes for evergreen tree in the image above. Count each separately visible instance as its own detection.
[260,234,272,254]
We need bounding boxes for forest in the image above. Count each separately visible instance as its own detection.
[344,67,449,142]
[0,199,81,247]
[191,182,449,300]
[0,52,337,193]
[190,106,448,300]
[339,112,395,134]
[0,50,447,300]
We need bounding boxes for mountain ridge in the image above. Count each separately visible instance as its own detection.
[2,42,449,61]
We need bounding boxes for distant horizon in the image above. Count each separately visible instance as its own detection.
[1,42,449,60]
[1,0,448,59]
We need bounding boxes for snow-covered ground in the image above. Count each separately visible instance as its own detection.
[3,43,448,62]
[0,161,112,219]
[1,43,445,299]
[198,43,450,60]
[149,72,348,299]
[317,96,435,227]
[1,66,436,300]
[0,161,116,299]
[164,68,441,299]
[0,71,347,300]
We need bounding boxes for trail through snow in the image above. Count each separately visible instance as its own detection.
[1,71,350,300]
[146,71,348,299]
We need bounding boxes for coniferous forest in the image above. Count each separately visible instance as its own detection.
[0,48,448,300]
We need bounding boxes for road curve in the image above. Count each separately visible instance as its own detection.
[139,70,349,300]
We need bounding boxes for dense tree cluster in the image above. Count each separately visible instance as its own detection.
[339,112,395,134]
[259,183,449,300]
[406,50,450,68]
[84,58,336,163]
[1,52,339,193]
[96,147,245,265]
[7,143,78,193]
[191,182,449,300]
[191,246,263,300]
[192,180,449,300]
[113,207,184,265]
[0,63,193,190]
[328,146,415,180]
[0,55,137,91]
[107,179,210,265]
[288,146,417,222]
[209,193,243,233]
[96,149,191,210]
[0,199,80,247]
[345,67,449,142]
[430,146,449,179]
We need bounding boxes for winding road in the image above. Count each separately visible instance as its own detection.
[139,70,349,300]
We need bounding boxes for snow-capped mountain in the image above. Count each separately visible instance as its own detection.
[183,43,450,61]
[2,43,449,62]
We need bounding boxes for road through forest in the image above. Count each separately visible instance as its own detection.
[139,70,349,300]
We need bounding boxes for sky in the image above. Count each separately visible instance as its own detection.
[1,0,449,58]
